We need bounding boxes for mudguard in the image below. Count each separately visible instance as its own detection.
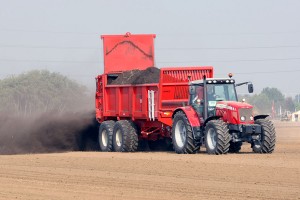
[254,115,269,121]
[172,106,201,140]
[173,106,201,127]
[203,116,222,127]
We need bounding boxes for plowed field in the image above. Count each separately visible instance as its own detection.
[0,122,299,200]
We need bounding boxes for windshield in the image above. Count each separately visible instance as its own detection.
[190,83,237,117]
[207,84,237,103]
[191,83,237,105]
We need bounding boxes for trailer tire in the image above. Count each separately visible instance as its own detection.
[252,118,276,153]
[113,120,138,152]
[204,120,230,155]
[172,111,199,154]
[98,120,115,152]
[229,141,242,153]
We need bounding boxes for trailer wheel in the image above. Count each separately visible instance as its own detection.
[172,111,199,154]
[204,120,230,155]
[252,118,276,153]
[229,141,242,153]
[113,120,138,152]
[98,120,115,152]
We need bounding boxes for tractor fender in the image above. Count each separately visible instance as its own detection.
[172,106,200,127]
[172,107,201,140]
[254,115,269,121]
[203,116,222,127]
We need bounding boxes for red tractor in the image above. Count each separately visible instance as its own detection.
[95,33,276,154]
[172,74,276,154]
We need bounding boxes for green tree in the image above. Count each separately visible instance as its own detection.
[247,93,272,114]
[0,70,92,115]
[261,87,285,103]
[295,102,300,111]
[294,94,300,104]
[284,97,295,112]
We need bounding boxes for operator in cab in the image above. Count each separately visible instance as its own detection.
[207,85,216,101]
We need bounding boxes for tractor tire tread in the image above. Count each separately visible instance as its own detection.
[253,118,276,153]
[205,120,230,155]
[172,111,199,154]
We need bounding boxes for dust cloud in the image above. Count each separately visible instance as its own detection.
[0,70,100,155]
[0,111,99,155]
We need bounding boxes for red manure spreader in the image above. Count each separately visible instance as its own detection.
[95,32,276,154]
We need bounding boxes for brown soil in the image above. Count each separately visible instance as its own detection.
[0,122,299,200]
[109,67,160,85]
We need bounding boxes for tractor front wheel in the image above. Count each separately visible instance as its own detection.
[252,118,276,153]
[204,120,230,155]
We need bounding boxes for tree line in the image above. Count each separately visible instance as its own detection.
[239,87,300,116]
[0,70,93,115]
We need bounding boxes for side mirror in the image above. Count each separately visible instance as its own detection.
[189,85,196,95]
[248,83,254,93]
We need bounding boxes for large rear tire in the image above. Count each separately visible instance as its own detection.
[112,120,138,152]
[204,120,230,155]
[171,111,199,154]
[98,120,115,152]
[252,118,276,153]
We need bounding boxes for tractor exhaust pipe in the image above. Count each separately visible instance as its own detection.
[203,75,208,120]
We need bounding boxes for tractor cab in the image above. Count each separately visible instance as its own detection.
[189,74,254,121]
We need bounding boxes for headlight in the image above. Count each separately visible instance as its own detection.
[250,116,254,120]
[240,116,246,121]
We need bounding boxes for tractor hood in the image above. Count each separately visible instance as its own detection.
[215,101,254,124]
[216,101,253,110]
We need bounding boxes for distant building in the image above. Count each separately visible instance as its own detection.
[291,110,300,122]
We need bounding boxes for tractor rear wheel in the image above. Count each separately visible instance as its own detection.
[252,118,276,153]
[98,120,115,152]
[172,111,199,154]
[113,120,138,152]
[229,141,242,153]
[204,120,230,155]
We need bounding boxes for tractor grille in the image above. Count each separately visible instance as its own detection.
[239,108,253,122]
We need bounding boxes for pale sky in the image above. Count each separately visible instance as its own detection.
[0,0,299,96]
